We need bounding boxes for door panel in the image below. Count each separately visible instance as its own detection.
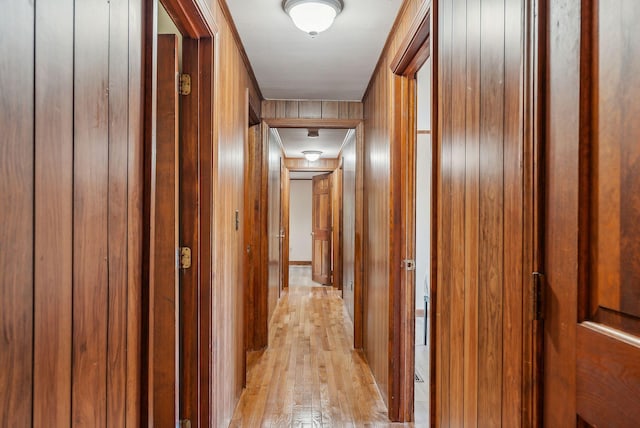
[151,33,180,426]
[545,1,640,426]
[312,173,332,284]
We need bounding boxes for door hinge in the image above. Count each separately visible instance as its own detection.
[402,259,416,271]
[180,247,192,269]
[179,73,191,96]
[179,419,191,428]
[532,272,545,321]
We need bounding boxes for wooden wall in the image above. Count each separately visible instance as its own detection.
[341,132,357,320]
[435,0,528,425]
[262,100,363,120]
[207,1,263,425]
[362,0,426,405]
[267,129,284,321]
[0,0,143,425]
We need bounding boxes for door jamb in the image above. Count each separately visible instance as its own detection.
[388,2,435,422]
[142,0,217,426]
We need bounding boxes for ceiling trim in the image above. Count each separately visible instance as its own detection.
[270,128,287,154]
[217,0,263,100]
[264,118,361,129]
[362,0,413,101]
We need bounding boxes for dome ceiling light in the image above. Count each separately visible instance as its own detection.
[302,150,323,162]
[282,0,344,36]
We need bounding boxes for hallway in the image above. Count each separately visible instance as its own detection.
[231,280,414,427]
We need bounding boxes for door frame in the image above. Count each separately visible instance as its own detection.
[388,2,435,421]
[261,118,365,348]
[142,0,217,426]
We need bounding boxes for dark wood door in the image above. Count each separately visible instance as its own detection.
[545,1,640,426]
[151,33,180,427]
[312,173,332,284]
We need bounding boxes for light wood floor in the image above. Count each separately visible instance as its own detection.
[231,285,417,427]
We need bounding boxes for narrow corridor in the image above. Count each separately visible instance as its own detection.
[230,275,416,427]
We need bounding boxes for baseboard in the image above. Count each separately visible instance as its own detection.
[290,261,311,266]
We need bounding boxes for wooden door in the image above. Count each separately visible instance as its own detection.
[545,1,640,426]
[151,33,180,427]
[312,173,332,284]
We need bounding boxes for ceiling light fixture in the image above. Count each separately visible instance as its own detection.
[283,0,344,36]
[307,128,320,138]
[302,150,323,162]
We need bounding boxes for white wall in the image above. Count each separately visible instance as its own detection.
[289,180,312,261]
[416,57,432,310]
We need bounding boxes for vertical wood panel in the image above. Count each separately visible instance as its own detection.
[126,1,144,425]
[72,0,110,425]
[299,101,322,118]
[477,0,505,424]
[502,0,525,425]
[33,0,73,425]
[107,0,132,425]
[0,2,34,425]
[463,0,480,426]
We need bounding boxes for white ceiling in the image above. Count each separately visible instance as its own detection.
[276,128,351,158]
[226,0,404,100]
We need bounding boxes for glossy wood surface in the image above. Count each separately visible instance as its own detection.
[436,0,531,425]
[206,1,263,424]
[362,0,426,409]
[230,285,417,427]
[267,129,284,321]
[332,168,343,290]
[312,174,333,285]
[281,166,291,290]
[342,132,357,320]
[545,1,640,426]
[0,2,34,424]
[262,100,363,121]
[1,0,143,425]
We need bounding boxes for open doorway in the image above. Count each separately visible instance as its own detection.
[414,56,432,425]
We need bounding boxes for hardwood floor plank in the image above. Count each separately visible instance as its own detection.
[231,285,416,426]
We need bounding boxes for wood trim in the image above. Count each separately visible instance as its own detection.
[416,309,425,318]
[290,261,312,266]
[390,1,431,77]
[216,0,263,101]
[264,118,361,129]
[417,130,431,134]
[284,157,339,171]
[354,121,365,350]
[161,0,218,38]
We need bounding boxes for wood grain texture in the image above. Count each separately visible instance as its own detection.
[342,132,357,320]
[262,100,364,120]
[72,1,111,425]
[284,158,339,171]
[2,0,141,424]
[0,1,34,425]
[230,285,415,427]
[281,166,291,290]
[267,129,284,321]
[332,168,342,290]
[152,34,180,427]
[33,0,73,425]
[207,0,264,424]
[312,173,332,285]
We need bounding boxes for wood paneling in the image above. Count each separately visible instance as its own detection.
[72,1,111,424]
[262,100,364,121]
[33,0,73,425]
[436,0,527,425]
[285,158,339,171]
[0,2,34,425]
[245,123,268,351]
[206,1,263,425]
[332,168,342,290]
[281,167,291,290]
[1,0,143,425]
[362,0,426,407]
[342,132,357,321]
[363,0,530,423]
[267,129,284,320]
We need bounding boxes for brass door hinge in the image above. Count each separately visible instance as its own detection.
[179,73,191,96]
[532,272,545,321]
[180,247,192,269]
